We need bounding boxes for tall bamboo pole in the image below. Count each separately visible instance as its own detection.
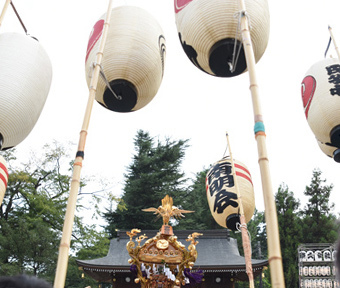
[329,26,340,60]
[237,0,285,287]
[0,0,11,28]
[226,133,254,288]
[53,1,113,287]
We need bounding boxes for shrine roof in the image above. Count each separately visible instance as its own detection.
[76,229,268,271]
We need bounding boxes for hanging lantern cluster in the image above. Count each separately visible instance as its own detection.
[301,58,340,162]
[85,5,166,113]
[0,33,52,150]
[174,0,269,77]
[206,157,255,230]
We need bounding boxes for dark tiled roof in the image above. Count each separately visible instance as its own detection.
[76,229,268,271]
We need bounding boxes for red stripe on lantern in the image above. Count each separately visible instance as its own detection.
[235,163,250,176]
[0,162,9,178]
[236,171,253,186]
[0,173,7,187]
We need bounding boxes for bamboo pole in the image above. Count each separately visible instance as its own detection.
[226,133,254,288]
[237,0,285,287]
[0,0,11,28]
[53,1,113,287]
[328,26,340,60]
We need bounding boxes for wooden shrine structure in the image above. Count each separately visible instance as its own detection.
[76,229,268,288]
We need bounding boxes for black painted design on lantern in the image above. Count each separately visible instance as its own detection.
[102,79,137,113]
[213,190,238,214]
[207,161,234,197]
[178,33,204,72]
[207,160,241,230]
[209,38,246,77]
[159,35,166,77]
[326,64,340,96]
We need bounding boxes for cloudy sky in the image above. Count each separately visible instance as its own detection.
[2,0,340,216]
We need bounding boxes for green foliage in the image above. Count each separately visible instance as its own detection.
[0,145,71,277]
[175,169,222,230]
[0,142,112,286]
[275,183,301,288]
[103,130,189,236]
[300,169,338,244]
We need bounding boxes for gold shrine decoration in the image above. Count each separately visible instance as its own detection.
[142,195,194,226]
[126,195,202,288]
[126,229,202,288]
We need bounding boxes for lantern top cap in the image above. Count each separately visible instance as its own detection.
[142,195,194,226]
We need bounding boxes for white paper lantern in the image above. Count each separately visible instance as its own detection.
[206,157,255,230]
[301,58,340,162]
[307,250,314,261]
[0,33,52,150]
[85,6,166,112]
[174,0,269,77]
[315,250,322,261]
[0,155,8,204]
[323,250,332,261]
[300,250,307,262]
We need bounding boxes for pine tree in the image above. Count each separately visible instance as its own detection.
[176,169,222,230]
[104,130,189,237]
[301,169,338,244]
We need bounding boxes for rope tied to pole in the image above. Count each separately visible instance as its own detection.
[230,10,251,73]
[236,222,253,255]
[10,1,28,35]
[90,62,122,100]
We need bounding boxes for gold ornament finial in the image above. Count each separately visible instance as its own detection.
[142,195,194,225]
[126,228,141,241]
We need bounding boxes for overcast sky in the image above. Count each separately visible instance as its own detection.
[2,0,340,216]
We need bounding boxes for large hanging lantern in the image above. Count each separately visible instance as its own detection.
[206,157,255,230]
[0,33,52,150]
[301,58,340,162]
[0,155,8,204]
[174,0,269,77]
[85,6,166,112]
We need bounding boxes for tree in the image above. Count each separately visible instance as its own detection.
[0,144,71,279]
[301,169,338,244]
[0,142,111,285]
[275,183,301,288]
[176,169,222,230]
[104,130,189,237]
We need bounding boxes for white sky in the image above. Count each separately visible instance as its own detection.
[1,0,340,216]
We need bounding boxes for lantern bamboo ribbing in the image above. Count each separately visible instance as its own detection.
[237,0,285,287]
[53,1,113,287]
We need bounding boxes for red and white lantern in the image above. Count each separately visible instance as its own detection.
[85,6,166,112]
[0,33,52,150]
[301,58,340,162]
[174,0,269,77]
[206,157,255,230]
[0,155,8,204]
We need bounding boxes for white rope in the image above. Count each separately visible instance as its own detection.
[235,222,253,255]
